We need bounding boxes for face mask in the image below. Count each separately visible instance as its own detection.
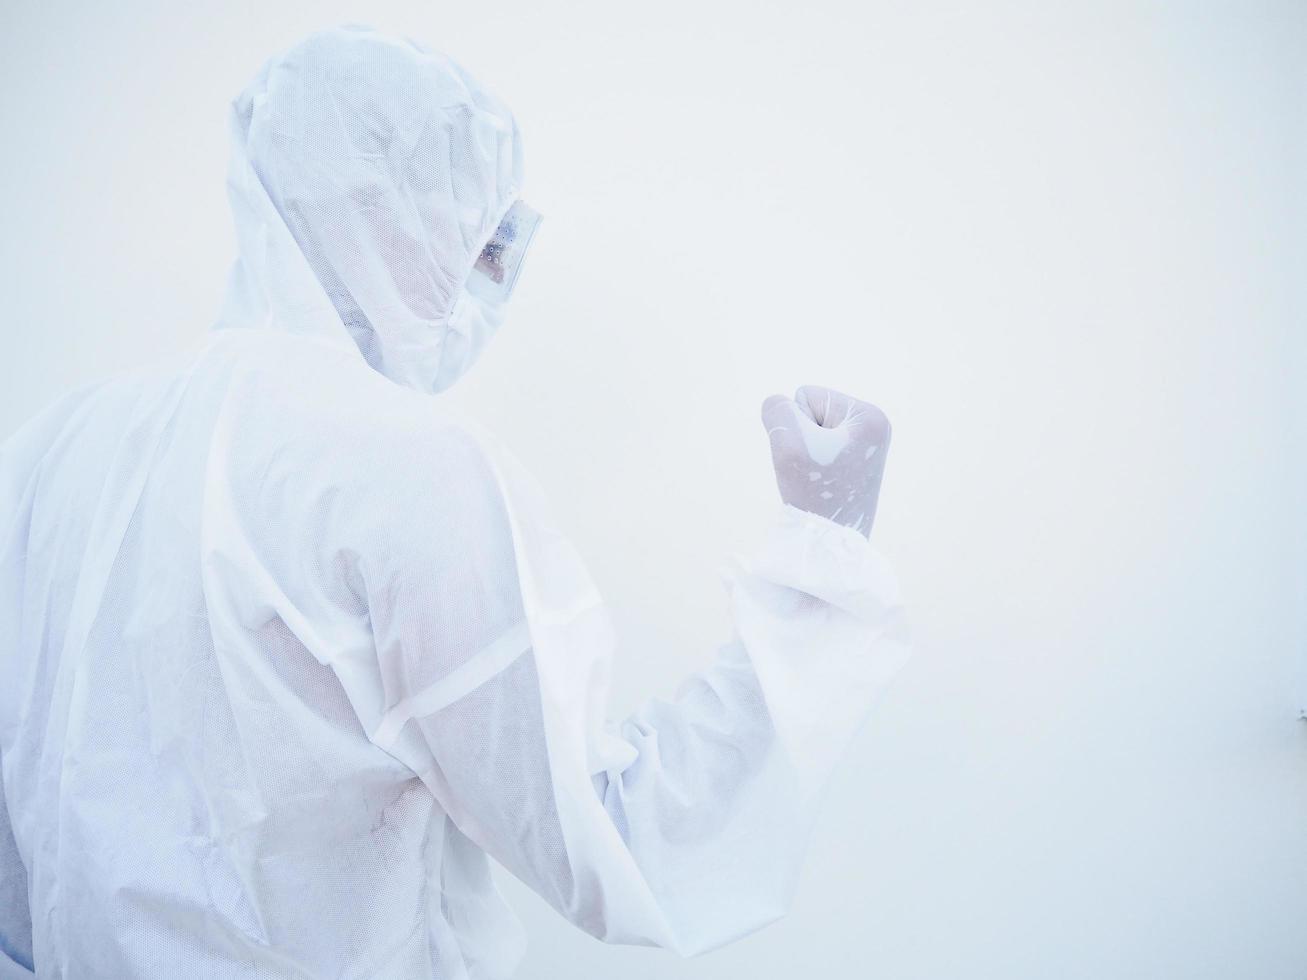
[431,200,542,392]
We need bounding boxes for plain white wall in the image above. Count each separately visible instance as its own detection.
[2,1,1304,977]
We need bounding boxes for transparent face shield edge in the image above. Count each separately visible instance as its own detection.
[472,199,541,303]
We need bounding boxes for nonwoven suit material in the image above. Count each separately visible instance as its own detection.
[218,25,530,394]
[0,26,911,980]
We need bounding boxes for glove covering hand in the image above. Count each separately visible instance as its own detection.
[761,386,891,538]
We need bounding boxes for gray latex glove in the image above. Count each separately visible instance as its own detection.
[761,386,891,538]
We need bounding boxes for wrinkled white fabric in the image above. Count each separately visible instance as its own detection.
[762,386,891,538]
[0,26,911,980]
[218,26,523,393]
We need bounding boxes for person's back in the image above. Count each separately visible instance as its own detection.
[0,27,910,979]
[0,331,539,976]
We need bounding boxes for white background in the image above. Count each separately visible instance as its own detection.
[2,1,1305,977]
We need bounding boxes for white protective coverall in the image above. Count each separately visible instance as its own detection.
[0,26,912,979]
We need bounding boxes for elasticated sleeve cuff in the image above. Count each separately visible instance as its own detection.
[723,505,912,805]
[743,505,903,621]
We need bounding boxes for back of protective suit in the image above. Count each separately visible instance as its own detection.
[0,333,532,979]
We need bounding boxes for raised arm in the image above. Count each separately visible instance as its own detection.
[364,391,909,955]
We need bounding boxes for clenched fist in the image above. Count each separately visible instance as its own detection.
[761,386,891,538]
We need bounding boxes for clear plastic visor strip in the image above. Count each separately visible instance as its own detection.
[473,199,542,301]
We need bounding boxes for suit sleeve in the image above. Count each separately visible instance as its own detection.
[362,429,911,956]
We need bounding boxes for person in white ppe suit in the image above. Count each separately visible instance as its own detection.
[0,26,910,980]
